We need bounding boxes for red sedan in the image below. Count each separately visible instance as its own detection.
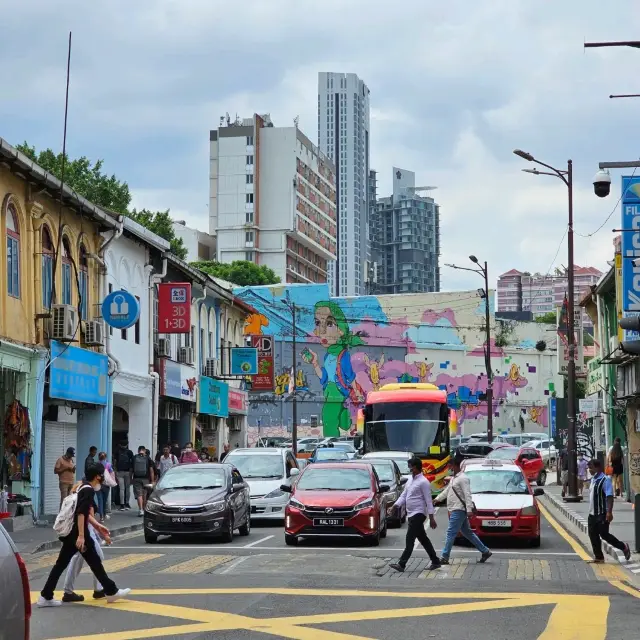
[281,462,389,546]
[486,445,547,486]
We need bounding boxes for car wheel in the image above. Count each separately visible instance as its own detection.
[285,534,298,546]
[380,518,388,539]
[368,530,381,546]
[537,470,547,486]
[530,536,541,548]
[238,514,251,536]
[144,531,158,544]
[221,515,234,543]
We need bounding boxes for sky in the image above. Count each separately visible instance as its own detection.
[2,1,640,292]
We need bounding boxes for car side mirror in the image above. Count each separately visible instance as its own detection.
[399,477,408,485]
[379,484,390,493]
[533,487,544,496]
[144,483,155,492]
[280,484,292,493]
[289,467,300,477]
[232,482,244,491]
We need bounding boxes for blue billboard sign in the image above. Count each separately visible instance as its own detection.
[50,341,109,405]
[101,289,140,330]
[198,376,229,417]
[620,176,640,339]
[549,398,557,438]
[230,347,258,376]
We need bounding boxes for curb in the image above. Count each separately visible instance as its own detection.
[31,522,143,554]
[540,493,625,563]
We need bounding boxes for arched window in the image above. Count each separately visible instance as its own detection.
[6,203,20,298]
[61,237,73,305]
[41,226,54,309]
[79,244,88,319]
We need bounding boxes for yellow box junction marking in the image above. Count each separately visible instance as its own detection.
[158,555,233,574]
[31,587,610,640]
[81,553,162,574]
[507,559,551,580]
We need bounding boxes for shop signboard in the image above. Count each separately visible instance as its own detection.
[249,335,274,391]
[198,376,229,417]
[229,389,248,415]
[157,282,191,334]
[230,347,258,376]
[49,341,108,405]
[621,176,640,340]
[615,252,624,342]
[159,359,197,402]
[101,289,140,330]
[557,305,585,376]
[578,397,599,414]
[586,357,603,397]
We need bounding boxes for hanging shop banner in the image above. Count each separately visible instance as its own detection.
[101,289,140,330]
[621,176,640,340]
[49,341,108,405]
[586,357,603,397]
[249,335,274,391]
[615,252,624,342]
[230,347,258,376]
[198,376,229,417]
[158,282,191,334]
[579,397,599,415]
[228,389,248,415]
[158,358,197,402]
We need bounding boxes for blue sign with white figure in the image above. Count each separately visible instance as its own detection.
[102,289,140,330]
[50,341,109,405]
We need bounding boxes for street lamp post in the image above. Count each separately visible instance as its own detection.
[445,259,494,442]
[281,298,298,457]
[513,149,581,503]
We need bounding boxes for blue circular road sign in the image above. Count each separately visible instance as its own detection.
[101,289,140,330]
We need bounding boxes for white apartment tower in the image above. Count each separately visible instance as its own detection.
[209,114,337,284]
[318,72,371,297]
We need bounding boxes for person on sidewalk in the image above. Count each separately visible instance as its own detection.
[157,445,179,477]
[114,441,134,511]
[559,447,569,497]
[84,446,98,476]
[37,463,131,607]
[220,443,230,462]
[586,458,631,564]
[179,442,200,464]
[132,446,155,516]
[577,452,589,497]
[434,454,492,565]
[608,438,625,498]
[54,448,76,509]
[389,457,441,573]
[98,452,115,521]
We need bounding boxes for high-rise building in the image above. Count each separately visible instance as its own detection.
[209,114,337,284]
[368,168,440,294]
[318,72,370,297]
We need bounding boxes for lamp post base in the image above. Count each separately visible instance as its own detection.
[562,494,584,503]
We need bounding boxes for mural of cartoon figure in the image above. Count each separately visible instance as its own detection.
[363,354,385,391]
[303,301,365,437]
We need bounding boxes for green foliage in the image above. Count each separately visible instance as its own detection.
[535,311,557,324]
[192,260,281,287]
[583,332,595,347]
[495,320,516,347]
[16,142,186,259]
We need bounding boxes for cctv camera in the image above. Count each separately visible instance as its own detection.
[593,169,611,198]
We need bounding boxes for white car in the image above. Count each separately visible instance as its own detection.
[362,451,412,481]
[224,448,299,520]
[524,439,557,466]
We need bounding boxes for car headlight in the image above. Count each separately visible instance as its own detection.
[289,497,306,510]
[354,498,374,511]
[263,488,287,500]
[521,506,538,516]
[383,491,397,503]
[145,500,161,513]
[203,500,226,513]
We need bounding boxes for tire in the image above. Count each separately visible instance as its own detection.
[285,534,298,546]
[380,518,388,539]
[238,513,251,536]
[537,470,547,486]
[144,531,158,544]
[221,515,234,543]
[530,536,541,548]
[368,531,381,547]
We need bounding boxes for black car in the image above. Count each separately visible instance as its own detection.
[144,463,250,543]
[363,459,407,527]
[455,441,505,461]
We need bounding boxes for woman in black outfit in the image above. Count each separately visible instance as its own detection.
[609,438,624,497]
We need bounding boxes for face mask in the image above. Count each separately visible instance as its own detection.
[186,447,192,453]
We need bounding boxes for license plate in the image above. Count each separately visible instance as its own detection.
[481,519,510,527]
[171,516,193,523]
[313,518,344,526]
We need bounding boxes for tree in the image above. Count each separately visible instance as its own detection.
[535,311,557,324]
[192,260,280,287]
[15,142,187,259]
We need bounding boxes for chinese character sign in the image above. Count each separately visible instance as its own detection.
[158,283,191,334]
[250,335,274,391]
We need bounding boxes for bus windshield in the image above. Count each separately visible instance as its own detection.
[364,401,449,456]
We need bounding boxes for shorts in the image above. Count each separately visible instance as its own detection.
[132,477,148,499]
[561,470,569,485]
[612,461,624,477]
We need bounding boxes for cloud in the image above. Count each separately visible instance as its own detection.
[2,0,639,291]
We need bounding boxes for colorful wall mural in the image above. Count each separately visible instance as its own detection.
[233,284,563,443]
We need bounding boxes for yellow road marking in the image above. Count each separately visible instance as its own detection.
[158,555,233,574]
[82,553,162,574]
[610,580,640,599]
[592,563,629,582]
[538,502,591,561]
[26,552,60,572]
[537,590,609,640]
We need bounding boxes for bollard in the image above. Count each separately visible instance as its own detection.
[635,493,640,554]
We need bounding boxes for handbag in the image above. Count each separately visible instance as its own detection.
[605,465,614,477]
[103,466,117,488]
[451,480,477,517]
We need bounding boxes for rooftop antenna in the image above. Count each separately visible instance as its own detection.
[293,115,299,128]
[226,112,230,125]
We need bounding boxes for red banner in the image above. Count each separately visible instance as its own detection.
[250,335,274,391]
[229,389,248,414]
[158,282,191,334]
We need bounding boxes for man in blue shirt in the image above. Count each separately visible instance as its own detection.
[587,458,631,563]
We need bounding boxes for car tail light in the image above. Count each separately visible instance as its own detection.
[15,552,31,640]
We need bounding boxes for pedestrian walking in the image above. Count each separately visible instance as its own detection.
[171,441,182,460]
[157,445,179,477]
[132,446,155,516]
[220,443,230,462]
[434,454,492,565]
[586,458,631,563]
[179,442,200,464]
[37,463,131,607]
[577,452,589,497]
[389,457,441,573]
[98,452,116,521]
[559,447,569,497]
[54,447,76,509]
[608,438,625,498]
[84,446,98,476]
[114,440,134,511]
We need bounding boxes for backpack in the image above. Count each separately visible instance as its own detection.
[53,484,89,537]
[134,455,149,478]
[117,449,131,471]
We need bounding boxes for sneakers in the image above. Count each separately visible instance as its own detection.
[105,514,111,520]
[62,592,84,603]
[119,506,126,511]
[138,509,144,517]
[389,563,405,573]
[93,590,106,600]
[106,588,131,603]
[623,543,632,562]
[439,557,450,565]
[479,551,492,564]
[427,561,442,570]
[37,596,62,608]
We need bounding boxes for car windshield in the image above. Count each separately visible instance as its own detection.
[225,454,284,478]
[297,467,371,491]
[315,449,349,461]
[156,467,226,490]
[487,447,519,461]
[465,469,529,494]
[369,462,395,482]
[331,443,356,452]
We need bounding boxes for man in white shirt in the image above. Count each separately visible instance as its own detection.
[389,457,441,572]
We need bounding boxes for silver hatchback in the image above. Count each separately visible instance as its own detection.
[0,521,31,639]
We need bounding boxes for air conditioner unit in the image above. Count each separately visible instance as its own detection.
[204,358,218,378]
[156,338,171,358]
[178,346,195,366]
[84,319,105,347]
[610,336,620,352]
[159,403,169,420]
[51,304,78,341]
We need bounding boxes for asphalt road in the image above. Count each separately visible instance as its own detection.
[25,504,640,639]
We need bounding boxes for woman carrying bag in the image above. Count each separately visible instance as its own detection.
[98,452,116,521]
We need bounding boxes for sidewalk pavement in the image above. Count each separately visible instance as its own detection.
[5,509,144,555]
[541,483,638,567]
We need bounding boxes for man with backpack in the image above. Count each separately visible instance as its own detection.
[132,446,155,516]
[114,440,134,511]
[157,445,179,477]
